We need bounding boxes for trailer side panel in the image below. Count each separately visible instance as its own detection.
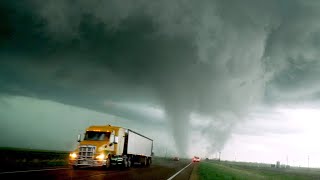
[127,130,153,157]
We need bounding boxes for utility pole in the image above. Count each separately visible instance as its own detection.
[165,148,167,158]
[308,155,309,168]
[219,151,221,161]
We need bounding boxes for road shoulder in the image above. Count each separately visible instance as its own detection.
[189,163,199,180]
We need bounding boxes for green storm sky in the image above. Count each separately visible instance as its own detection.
[1,0,320,157]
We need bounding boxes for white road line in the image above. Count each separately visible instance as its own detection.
[0,167,70,175]
[167,162,193,180]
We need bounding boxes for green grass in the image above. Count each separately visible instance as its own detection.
[197,161,320,180]
[0,147,69,153]
[198,162,266,180]
[0,147,69,171]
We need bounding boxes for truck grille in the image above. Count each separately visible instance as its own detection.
[78,145,96,159]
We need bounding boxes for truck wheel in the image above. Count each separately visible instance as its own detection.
[142,157,147,167]
[123,158,128,168]
[127,157,131,168]
[104,158,111,169]
[146,158,151,167]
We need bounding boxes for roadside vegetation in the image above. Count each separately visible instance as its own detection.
[0,147,69,172]
[197,161,320,180]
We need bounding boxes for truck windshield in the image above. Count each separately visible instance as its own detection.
[84,131,110,141]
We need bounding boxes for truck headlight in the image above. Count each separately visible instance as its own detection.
[69,152,77,159]
[96,154,105,160]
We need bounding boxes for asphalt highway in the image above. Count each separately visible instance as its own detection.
[0,159,196,180]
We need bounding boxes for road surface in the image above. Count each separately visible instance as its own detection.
[0,159,196,180]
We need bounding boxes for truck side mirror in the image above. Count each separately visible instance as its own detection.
[77,134,81,142]
[109,132,118,146]
[109,133,115,146]
[114,136,119,144]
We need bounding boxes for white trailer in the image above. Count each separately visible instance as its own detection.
[125,129,153,166]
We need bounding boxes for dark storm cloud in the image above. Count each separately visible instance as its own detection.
[1,0,201,155]
[2,0,320,156]
[262,1,320,104]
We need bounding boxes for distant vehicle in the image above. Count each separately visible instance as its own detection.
[69,125,153,169]
[173,157,180,161]
[192,156,201,162]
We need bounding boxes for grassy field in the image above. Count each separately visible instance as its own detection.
[197,161,320,180]
[0,147,69,172]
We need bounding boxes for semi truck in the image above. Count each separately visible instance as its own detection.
[69,125,153,169]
